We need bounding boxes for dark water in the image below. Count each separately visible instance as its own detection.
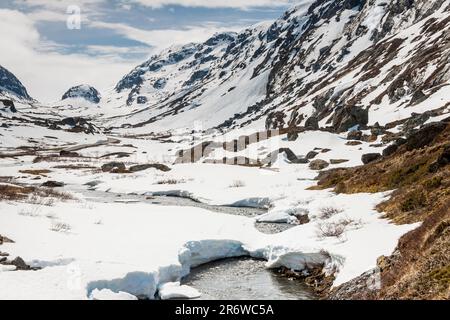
[182,258,316,300]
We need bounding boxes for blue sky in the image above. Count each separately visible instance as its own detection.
[0,0,298,102]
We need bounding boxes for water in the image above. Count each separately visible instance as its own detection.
[183,257,316,300]
[72,186,293,234]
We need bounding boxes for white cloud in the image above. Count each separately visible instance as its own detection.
[0,9,140,103]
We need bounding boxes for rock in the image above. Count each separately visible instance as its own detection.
[265,111,286,130]
[296,214,310,225]
[0,235,14,245]
[136,96,148,104]
[59,117,100,135]
[346,140,362,146]
[0,257,6,263]
[361,153,382,164]
[347,130,363,140]
[101,162,126,173]
[0,99,17,112]
[265,148,308,165]
[321,148,331,153]
[0,252,9,257]
[405,122,448,151]
[10,257,30,270]
[305,116,319,130]
[382,144,399,157]
[129,163,171,173]
[332,105,368,132]
[84,180,102,187]
[309,159,329,170]
[42,181,65,188]
[287,131,299,141]
[60,150,79,157]
[306,151,319,159]
[62,85,101,103]
[330,159,349,164]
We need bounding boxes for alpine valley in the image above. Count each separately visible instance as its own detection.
[0,0,449,300]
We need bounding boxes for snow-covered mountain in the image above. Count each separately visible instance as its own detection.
[62,85,101,104]
[98,0,449,134]
[0,65,32,101]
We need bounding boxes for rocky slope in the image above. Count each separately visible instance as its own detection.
[99,0,449,135]
[62,85,101,104]
[0,65,32,101]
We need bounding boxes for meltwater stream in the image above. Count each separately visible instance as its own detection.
[69,185,316,300]
[183,257,316,300]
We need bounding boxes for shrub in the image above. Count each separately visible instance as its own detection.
[156,179,185,185]
[316,222,346,239]
[50,221,72,233]
[229,180,246,188]
[317,206,343,219]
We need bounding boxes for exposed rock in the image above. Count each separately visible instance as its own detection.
[361,153,382,164]
[305,116,319,130]
[62,85,101,103]
[306,151,319,159]
[101,162,126,173]
[347,130,363,140]
[405,122,448,151]
[346,141,362,146]
[287,131,299,141]
[0,65,32,100]
[42,181,65,188]
[0,99,17,112]
[10,257,30,271]
[265,148,308,165]
[0,235,14,245]
[309,159,329,170]
[60,150,79,157]
[265,111,286,130]
[58,117,100,135]
[129,163,171,173]
[332,105,368,133]
[330,159,349,165]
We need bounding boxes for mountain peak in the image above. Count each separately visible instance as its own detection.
[62,85,101,103]
[0,65,32,101]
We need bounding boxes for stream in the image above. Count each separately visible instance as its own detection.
[67,185,316,300]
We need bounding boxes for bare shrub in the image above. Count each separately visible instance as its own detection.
[50,221,72,233]
[316,222,346,239]
[156,179,185,185]
[317,206,344,219]
[229,180,246,188]
[337,216,363,229]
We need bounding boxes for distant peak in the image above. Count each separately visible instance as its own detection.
[62,85,101,103]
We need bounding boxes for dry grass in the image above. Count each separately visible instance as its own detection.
[0,183,74,203]
[19,169,52,176]
[50,221,72,233]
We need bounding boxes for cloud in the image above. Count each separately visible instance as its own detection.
[132,0,295,9]
[0,9,140,103]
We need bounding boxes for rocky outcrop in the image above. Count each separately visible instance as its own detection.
[361,153,382,164]
[309,159,329,170]
[62,85,101,103]
[0,65,32,100]
[332,106,368,133]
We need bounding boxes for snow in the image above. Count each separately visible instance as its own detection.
[158,282,201,300]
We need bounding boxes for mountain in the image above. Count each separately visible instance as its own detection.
[106,0,450,134]
[62,85,101,104]
[0,65,32,101]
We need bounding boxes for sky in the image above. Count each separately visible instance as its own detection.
[0,0,299,102]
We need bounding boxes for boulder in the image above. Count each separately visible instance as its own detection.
[309,159,329,170]
[347,130,363,140]
[10,257,30,270]
[361,153,382,164]
[129,163,171,173]
[305,116,319,130]
[429,144,450,173]
[42,181,65,188]
[332,105,368,133]
[306,151,319,159]
[330,159,349,164]
[101,162,126,173]
[60,150,79,157]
